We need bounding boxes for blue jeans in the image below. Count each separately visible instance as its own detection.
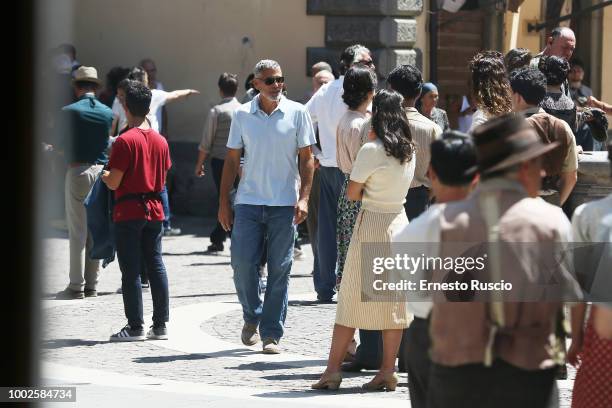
[114,220,169,329]
[314,166,344,300]
[231,204,295,340]
[161,185,171,229]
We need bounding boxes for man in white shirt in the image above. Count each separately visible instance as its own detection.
[305,44,374,303]
[392,131,478,408]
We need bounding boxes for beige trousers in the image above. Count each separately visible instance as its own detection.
[65,164,103,291]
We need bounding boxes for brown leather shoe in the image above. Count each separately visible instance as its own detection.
[241,322,259,346]
[362,371,399,391]
[311,372,342,390]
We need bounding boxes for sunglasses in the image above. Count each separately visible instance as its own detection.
[357,59,374,67]
[259,76,285,86]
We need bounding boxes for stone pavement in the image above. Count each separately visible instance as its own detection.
[40,216,575,407]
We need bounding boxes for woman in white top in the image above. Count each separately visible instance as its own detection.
[467,51,513,133]
[313,89,416,392]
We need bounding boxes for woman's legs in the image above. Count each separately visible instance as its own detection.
[325,324,356,373]
[380,329,403,373]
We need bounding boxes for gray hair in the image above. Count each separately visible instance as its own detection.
[253,59,281,77]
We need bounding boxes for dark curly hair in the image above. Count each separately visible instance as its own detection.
[469,51,513,116]
[539,55,570,86]
[509,67,547,106]
[371,89,415,164]
[342,64,377,110]
[386,64,423,100]
[124,80,152,117]
[504,48,532,73]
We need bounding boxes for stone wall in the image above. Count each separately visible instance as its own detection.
[306,0,423,76]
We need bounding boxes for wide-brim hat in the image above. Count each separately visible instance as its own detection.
[466,112,559,176]
[72,66,101,85]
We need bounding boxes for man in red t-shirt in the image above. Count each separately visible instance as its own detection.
[103,80,172,341]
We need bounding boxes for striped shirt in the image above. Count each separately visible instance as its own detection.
[404,108,442,188]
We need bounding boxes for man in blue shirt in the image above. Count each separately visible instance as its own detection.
[219,59,316,354]
[55,66,114,300]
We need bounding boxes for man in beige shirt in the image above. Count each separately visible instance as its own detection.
[195,73,242,253]
[509,67,577,206]
[387,65,442,220]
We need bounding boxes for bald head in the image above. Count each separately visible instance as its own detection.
[546,27,576,60]
[312,70,334,92]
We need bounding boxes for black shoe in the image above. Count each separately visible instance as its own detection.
[341,360,378,372]
[146,325,168,340]
[84,288,97,298]
[316,295,335,304]
[56,288,84,300]
[163,227,181,236]
[206,243,224,253]
[109,324,145,342]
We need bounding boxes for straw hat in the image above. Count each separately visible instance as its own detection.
[73,66,101,85]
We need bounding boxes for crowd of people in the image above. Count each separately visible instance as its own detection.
[46,24,611,408]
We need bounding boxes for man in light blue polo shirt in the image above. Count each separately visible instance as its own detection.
[219,59,316,354]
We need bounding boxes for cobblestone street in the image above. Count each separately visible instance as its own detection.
[40,216,575,407]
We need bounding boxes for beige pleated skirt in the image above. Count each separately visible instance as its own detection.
[335,208,412,330]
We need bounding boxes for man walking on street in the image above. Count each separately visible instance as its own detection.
[195,72,241,253]
[55,66,113,300]
[219,60,315,354]
[103,80,172,341]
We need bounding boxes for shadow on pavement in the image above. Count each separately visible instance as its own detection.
[230,359,328,371]
[231,362,294,371]
[171,292,236,299]
[133,353,212,364]
[288,300,337,307]
[188,261,231,266]
[253,387,367,398]
[42,339,107,349]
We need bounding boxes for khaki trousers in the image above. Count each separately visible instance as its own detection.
[65,164,102,291]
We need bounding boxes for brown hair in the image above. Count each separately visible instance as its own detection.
[469,51,513,117]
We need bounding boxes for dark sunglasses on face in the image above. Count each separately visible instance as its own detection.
[358,59,374,67]
[260,76,285,86]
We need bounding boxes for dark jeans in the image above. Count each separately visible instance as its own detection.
[354,329,382,368]
[427,359,556,408]
[210,158,228,246]
[403,317,431,408]
[306,168,320,275]
[115,220,169,329]
[314,166,344,300]
[403,186,430,221]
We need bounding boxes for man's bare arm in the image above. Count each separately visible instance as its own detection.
[218,148,241,231]
[165,89,200,103]
[294,146,314,225]
[102,168,125,190]
[559,170,577,206]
